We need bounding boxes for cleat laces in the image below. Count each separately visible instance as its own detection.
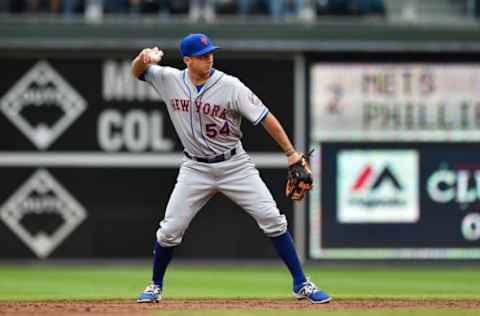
[300,280,318,296]
[144,282,161,294]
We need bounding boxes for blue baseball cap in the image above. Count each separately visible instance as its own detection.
[180,33,219,57]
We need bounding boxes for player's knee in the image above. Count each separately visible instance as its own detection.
[259,213,288,237]
[155,218,190,247]
[156,227,184,247]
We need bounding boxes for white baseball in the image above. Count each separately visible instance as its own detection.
[149,50,164,64]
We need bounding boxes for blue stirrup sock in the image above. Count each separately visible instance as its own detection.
[271,231,307,287]
[152,240,174,288]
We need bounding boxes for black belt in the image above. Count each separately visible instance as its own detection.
[184,148,237,163]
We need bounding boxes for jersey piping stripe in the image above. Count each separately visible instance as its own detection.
[195,94,215,154]
[177,71,191,98]
[181,70,199,153]
[197,71,224,100]
[194,72,226,155]
[254,108,270,126]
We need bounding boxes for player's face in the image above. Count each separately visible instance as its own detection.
[186,53,214,77]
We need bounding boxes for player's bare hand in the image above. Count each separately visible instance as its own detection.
[142,47,164,65]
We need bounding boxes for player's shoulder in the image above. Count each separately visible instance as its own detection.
[152,65,181,75]
[147,65,181,77]
[217,72,244,88]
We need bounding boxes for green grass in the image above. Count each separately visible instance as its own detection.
[0,264,479,316]
[0,264,479,300]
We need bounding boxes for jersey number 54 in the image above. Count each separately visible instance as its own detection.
[205,122,230,138]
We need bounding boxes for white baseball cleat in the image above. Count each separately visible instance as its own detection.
[137,282,162,303]
[293,279,332,304]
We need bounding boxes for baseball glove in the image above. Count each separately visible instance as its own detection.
[285,154,313,201]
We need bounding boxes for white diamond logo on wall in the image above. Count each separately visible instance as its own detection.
[0,170,87,258]
[0,61,87,150]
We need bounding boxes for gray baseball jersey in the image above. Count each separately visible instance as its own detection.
[143,65,269,157]
[140,64,287,247]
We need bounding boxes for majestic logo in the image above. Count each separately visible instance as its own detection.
[337,150,419,223]
[0,61,87,150]
[352,165,402,193]
[0,169,87,258]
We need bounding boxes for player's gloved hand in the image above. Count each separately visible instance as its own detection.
[142,47,164,65]
[285,151,313,201]
[287,151,302,167]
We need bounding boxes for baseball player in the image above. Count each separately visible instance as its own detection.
[132,33,331,304]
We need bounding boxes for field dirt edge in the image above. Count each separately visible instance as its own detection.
[1,298,480,315]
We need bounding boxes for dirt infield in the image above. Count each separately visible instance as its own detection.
[1,299,480,316]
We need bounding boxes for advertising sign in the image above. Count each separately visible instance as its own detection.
[0,56,293,259]
[337,150,419,223]
[309,143,480,259]
[310,64,480,142]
